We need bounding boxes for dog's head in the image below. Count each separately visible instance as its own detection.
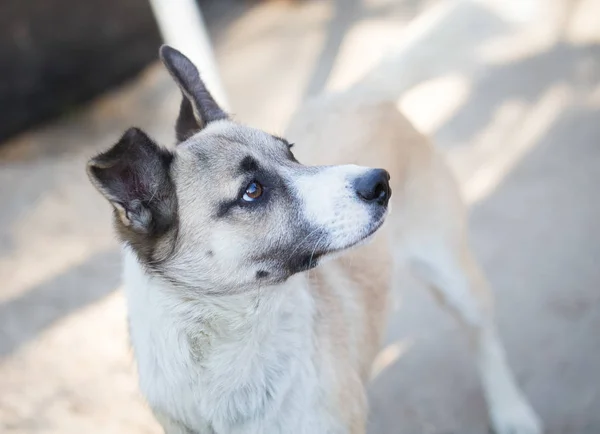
[87,46,391,293]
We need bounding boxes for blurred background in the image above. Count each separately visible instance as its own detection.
[0,0,599,432]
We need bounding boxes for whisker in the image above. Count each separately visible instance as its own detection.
[308,234,327,272]
[285,226,322,262]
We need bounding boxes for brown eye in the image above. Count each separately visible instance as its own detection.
[242,181,263,202]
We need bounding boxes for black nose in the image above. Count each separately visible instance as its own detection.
[354,169,391,206]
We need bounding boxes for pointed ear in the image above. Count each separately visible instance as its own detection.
[86,128,177,236]
[159,45,228,142]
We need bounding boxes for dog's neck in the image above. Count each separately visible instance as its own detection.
[122,247,321,430]
[122,247,315,338]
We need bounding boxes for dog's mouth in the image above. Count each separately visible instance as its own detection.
[294,212,388,273]
[337,212,387,251]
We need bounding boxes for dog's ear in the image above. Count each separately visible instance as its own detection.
[159,45,228,142]
[87,128,176,236]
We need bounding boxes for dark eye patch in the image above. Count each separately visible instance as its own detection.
[215,179,259,217]
[238,155,259,174]
[215,199,237,218]
[215,149,296,218]
[215,158,273,218]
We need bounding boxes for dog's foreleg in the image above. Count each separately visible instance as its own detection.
[407,243,542,434]
[476,322,542,434]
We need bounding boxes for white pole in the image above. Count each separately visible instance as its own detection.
[148,0,230,109]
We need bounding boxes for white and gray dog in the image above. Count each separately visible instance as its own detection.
[87,46,542,434]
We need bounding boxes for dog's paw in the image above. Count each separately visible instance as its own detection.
[489,402,543,434]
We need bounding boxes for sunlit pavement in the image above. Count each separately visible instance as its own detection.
[1,1,599,432]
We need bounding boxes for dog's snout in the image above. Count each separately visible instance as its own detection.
[354,169,391,206]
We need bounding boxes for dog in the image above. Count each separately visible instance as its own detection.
[87,45,542,434]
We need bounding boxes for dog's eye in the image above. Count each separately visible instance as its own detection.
[242,181,263,202]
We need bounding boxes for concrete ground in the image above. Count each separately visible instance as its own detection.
[1,0,599,433]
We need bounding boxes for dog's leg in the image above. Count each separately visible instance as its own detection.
[392,148,542,433]
[407,240,542,434]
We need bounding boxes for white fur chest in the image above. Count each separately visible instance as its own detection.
[122,250,341,434]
